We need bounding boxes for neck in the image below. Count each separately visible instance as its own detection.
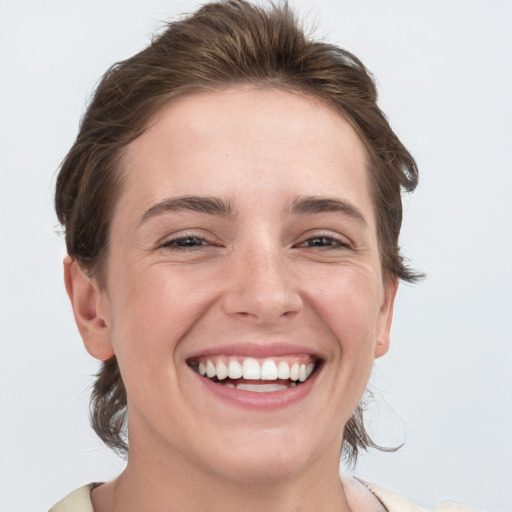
[94,436,351,512]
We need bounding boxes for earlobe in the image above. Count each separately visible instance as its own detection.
[374,277,399,359]
[63,256,114,361]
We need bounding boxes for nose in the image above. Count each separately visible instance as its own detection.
[221,243,303,325]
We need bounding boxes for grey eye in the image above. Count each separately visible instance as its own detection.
[164,236,207,247]
[302,237,336,247]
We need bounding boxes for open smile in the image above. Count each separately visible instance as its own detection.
[187,354,321,393]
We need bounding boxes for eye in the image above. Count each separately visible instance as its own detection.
[161,235,210,249]
[296,235,350,249]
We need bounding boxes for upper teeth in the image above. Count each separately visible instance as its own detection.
[194,357,316,383]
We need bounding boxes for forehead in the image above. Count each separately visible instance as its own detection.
[117,86,374,223]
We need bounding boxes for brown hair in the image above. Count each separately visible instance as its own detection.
[55,0,420,463]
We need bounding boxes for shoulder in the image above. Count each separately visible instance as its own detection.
[363,480,480,512]
[49,479,479,512]
[48,484,96,512]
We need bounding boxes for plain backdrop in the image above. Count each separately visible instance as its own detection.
[0,1,511,511]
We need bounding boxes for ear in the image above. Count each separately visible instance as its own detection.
[374,277,399,359]
[63,255,114,361]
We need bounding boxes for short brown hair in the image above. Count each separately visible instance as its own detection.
[55,0,419,463]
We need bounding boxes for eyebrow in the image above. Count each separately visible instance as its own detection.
[139,195,235,225]
[138,194,366,226]
[288,196,367,225]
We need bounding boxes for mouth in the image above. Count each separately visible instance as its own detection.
[187,355,320,392]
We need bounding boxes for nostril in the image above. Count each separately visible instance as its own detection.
[221,270,303,323]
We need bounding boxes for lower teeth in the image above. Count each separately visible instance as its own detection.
[220,380,300,391]
[236,383,288,392]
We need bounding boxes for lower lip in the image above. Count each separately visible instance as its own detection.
[192,370,318,410]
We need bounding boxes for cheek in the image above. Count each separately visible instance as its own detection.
[104,266,207,416]
[310,269,382,408]
[106,262,219,365]
[311,269,382,352]
[107,270,174,361]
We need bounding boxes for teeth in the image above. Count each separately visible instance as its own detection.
[278,361,290,379]
[237,383,288,392]
[206,360,216,378]
[242,358,261,379]
[228,360,243,379]
[216,360,228,380]
[299,363,307,382]
[191,356,316,385]
[260,360,278,380]
[289,362,300,381]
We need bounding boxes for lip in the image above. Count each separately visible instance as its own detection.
[185,342,321,360]
[188,362,320,410]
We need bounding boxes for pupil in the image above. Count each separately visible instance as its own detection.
[311,237,330,246]
[180,237,199,246]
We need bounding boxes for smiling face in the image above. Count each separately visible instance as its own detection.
[71,87,396,483]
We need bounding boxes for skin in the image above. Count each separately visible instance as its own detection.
[65,87,396,512]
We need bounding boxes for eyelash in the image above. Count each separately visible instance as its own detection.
[160,234,216,250]
[295,235,351,250]
[160,233,350,251]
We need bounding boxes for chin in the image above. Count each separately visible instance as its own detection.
[209,452,309,484]
[197,426,326,484]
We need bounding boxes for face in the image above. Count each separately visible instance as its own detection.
[77,87,396,482]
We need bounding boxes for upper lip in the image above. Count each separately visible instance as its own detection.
[185,342,321,361]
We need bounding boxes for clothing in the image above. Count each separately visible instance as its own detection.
[49,484,95,512]
[49,480,477,512]
[363,481,477,512]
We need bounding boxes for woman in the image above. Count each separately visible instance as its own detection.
[50,1,473,510]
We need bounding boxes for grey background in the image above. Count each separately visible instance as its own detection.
[0,1,511,510]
